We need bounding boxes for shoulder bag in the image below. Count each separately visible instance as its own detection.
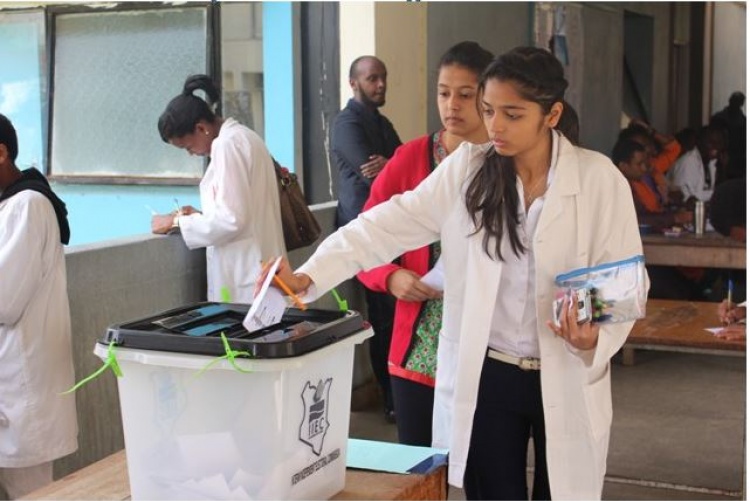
[273,158,322,251]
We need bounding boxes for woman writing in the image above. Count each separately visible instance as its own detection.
[152,75,285,303]
[356,41,493,446]
[260,47,644,499]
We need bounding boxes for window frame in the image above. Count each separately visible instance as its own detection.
[38,1,222,186]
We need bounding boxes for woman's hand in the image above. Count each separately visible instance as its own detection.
[546,295,600,351]
[716,323,746,341]
[151,213,177,235]
[386,269,443,302]
[179,205,201,216]
[255,256,313,297]
[718,300,746,325]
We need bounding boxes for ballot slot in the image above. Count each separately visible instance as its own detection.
[150,307,330,340]
[103,302,364,358]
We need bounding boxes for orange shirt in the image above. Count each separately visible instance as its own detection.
[631,179,663,213]
[652,140,681,174]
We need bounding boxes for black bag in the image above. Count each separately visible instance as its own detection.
[273,158,322,251]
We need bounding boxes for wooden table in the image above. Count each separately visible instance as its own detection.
[641,232,746,269]
[21,449,447,501]
[623,299,746,364]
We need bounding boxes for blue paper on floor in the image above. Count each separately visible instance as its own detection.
[346,438,448,475]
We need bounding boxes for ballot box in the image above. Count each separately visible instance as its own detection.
[95,302,372,500]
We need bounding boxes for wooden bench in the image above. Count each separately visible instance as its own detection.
[622,299,746,365]
[641,232,746,269]
[21,449,447,501]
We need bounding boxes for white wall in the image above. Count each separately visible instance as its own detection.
[711,2,746,115]
[338,2,428,143]
[338,2,376,108]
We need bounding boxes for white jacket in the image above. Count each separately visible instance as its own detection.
[179,118,286,303]
[0,191,78,467]
[299,132,644,499]
[669,147,716,202]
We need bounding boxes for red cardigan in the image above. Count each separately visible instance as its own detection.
[356,135,436,387]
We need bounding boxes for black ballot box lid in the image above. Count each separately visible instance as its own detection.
[100,302,365,359]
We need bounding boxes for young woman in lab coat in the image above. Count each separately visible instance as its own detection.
[356,41,493,447]
[0,114,78,498]
[260,47,644,499]
[152,75,285,303]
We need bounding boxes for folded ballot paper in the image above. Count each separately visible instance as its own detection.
[552,255,648,327]
[243,257,287,332]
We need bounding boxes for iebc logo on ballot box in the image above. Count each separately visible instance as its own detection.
[299,378,332,455]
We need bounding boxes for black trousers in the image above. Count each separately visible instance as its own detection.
[364,289,396,410]
[390,375,434,446]
[463,356,551,501]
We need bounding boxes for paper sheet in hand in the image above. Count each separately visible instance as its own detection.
[346,438,447,474]
[243,257,287,332]
[420,256,444,292]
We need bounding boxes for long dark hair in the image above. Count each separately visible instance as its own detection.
[465,46,568,261]
[158,75,221,142]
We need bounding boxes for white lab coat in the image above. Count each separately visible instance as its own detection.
[0,191,78,467]
[669,147,716,202]
[179,118,286,303]
[298,132,644,499]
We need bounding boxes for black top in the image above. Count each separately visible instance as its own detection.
[709,178,746,237]
[330,98,401,228]
[0,168,70,244]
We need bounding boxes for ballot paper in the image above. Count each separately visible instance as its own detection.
[243,257,287,332]
[347,438,447,474]
[705,327,725,336]
[420,256,444,291]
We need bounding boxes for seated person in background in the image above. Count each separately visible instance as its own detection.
[709,178,746,242]
[611,138,691,229]
[619,120,683,203]
[716,299,746,341]
[669,125,723,204]
[613,138,699,300]
[675,127,697,160]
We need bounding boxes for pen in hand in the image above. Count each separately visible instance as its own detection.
[273,275,307,311]
[259,259,307,311]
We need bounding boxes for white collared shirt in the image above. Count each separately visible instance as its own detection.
[488,132,559,358]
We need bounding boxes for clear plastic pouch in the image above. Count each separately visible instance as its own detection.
[552,255,647,326]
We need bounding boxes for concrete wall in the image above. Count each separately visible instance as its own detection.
[711,2,746,115]
[376,2,428,143]
[426,2,531,133]
[55,203,370,478]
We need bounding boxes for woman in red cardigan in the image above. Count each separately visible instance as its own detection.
[356,41,493,445]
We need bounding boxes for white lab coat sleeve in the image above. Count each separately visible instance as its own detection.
[298,142,479,301]
[0,195,47,326]
[180,139,251,249]
[579,168,648,376]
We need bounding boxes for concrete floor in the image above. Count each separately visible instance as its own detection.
[349,350,745,500]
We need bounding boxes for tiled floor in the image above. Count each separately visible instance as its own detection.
[349,350,745,500]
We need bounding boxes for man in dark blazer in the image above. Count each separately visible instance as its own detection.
[330,56,402,422]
